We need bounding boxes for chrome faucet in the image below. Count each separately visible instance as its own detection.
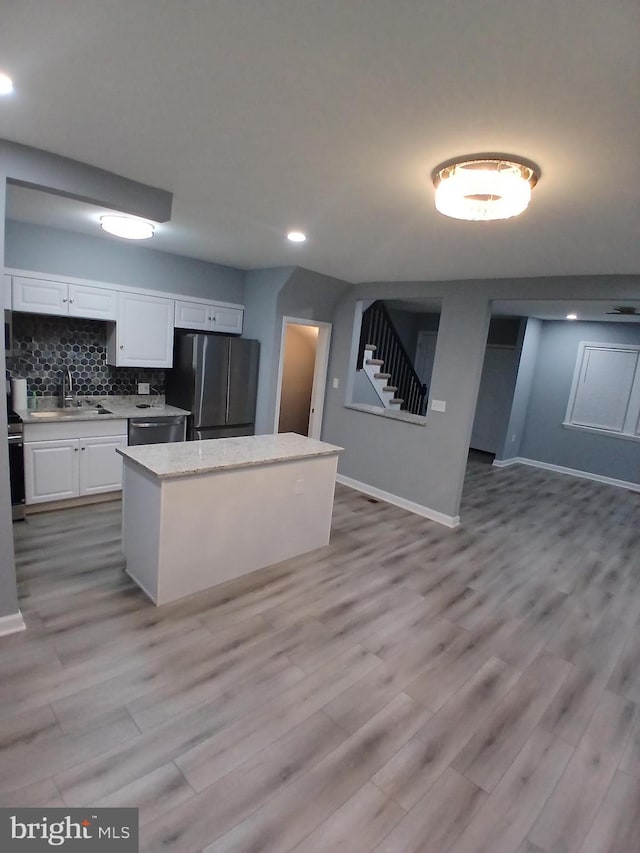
[61,367,76,408]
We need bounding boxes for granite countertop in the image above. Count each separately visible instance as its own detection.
[17,395,190,424]
[117,432,343,479]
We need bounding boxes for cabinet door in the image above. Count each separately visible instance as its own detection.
[111,292,174,367]
[79,436,127,495]
[68,284,117,321]
[210,306,243,335]
[174,300,211,331]
[3,274,11,310]
[24,439,80,504]
[12,277,68,316]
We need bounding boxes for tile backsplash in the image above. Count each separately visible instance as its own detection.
[9,314,166,397]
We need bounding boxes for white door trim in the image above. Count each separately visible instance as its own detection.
[273,317,332,440]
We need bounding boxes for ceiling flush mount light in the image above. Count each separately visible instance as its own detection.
[566,313,578,320]
[287,231,306,243]
[100,214,154,240]
[431,154,540,221]
[0,72,14,95]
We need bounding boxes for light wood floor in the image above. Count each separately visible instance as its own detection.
[2,453,640,852]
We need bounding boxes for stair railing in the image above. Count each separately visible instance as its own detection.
[357,301,427,415]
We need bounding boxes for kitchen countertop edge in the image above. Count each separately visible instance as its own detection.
[117,433,343,479]
[17,398,190,424]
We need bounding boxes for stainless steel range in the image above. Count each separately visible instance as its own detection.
[7,406,25,521]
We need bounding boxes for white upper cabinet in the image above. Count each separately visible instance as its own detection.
[3,274,12,310]
[12,276,118,320]
[175,299,243,334]
[107,292,174,367]
[8,268,245,368]
[211,305,243,334]
[12,276,68,315]
[67,283,118,320]
[175,299,211,332]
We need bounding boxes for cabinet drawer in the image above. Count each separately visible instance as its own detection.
[24,418,128,442]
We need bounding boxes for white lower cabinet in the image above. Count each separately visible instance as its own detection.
[25,439,80,503]
[79,436,129,495]
[24,421,128,505]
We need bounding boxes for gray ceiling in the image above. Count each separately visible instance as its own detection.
[2,1,639,283]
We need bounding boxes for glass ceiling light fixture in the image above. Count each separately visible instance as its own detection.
[100,214,155,240]
[431,154,540,221]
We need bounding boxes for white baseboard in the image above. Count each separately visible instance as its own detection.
[0,611,26,638]
[492,457,521,468]
[492,456,640,493]
[336,474,460,528]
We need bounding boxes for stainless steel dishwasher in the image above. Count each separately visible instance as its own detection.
[128,415,187,446]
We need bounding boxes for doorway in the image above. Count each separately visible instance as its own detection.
[274,317,331,439]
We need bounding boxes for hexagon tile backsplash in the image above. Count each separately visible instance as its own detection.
[8,314,166,397]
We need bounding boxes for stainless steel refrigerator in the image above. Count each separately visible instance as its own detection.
[166,332,260,440]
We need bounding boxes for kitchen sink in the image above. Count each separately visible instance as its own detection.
[30,407,112,418]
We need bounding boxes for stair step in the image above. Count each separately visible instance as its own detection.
[364,343,377,352]
[373,373,391,380]
[382,386,398,393]
[366,358,385,366]
[390,398,404,405]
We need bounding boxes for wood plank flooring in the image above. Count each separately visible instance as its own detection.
[2,451,640,852]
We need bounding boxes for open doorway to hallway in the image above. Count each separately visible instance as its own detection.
[274,317,331,439]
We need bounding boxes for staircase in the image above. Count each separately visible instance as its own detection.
[357,301,427,415]
[361,344,404,409]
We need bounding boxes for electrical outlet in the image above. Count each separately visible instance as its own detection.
[431,399,446,412]
[137,382,150,395]
[295,478,304,495]
[332,378,339,389]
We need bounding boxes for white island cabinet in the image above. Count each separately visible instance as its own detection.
[118,433,342,605]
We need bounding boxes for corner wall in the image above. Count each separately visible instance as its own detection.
[518,320,640,483]
[496,317,542,460]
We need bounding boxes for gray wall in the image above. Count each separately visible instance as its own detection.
[324,287,491,519]
[242,267,293,435]
[244,266,350,435]
[352,369,384,407]
[518,320,640,483]
[497,318,542,460]
[6,220,245,303]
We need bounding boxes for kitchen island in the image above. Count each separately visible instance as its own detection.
[117,433,342,605]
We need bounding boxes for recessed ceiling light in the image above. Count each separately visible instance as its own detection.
[431,154,540,221]
[566,313,578,320]
[0,72,14,95]
[287,231,306,243]
[100,214,154,240]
